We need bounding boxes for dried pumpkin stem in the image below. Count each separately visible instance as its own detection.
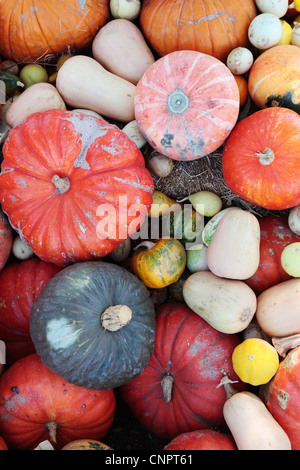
[161,373,175,404]
[52,175,70,194]
[216,374,239,399]
[45,421,58,446]
[272,333,300,358]
[255,147,274,165]
[101,305,132,332]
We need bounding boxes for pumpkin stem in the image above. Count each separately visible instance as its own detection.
[45,421,58,446]
[254,148,274,165]
[101,305,132,332]
[216,374,239,399]
[52,175,70,194]
[161,373,175,404]
[272,333,300,358]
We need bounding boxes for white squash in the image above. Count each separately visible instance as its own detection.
[110,0,141,20]
[254,0,289,18]
[201,207,236,246]
[288,205,300,235]
[121,120,147,149]
[248,13,283,49]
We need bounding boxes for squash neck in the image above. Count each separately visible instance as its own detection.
[101,305,132,332]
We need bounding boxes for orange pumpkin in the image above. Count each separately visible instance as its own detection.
[140,0,257,63]
[248,45,300,113]
[233,75,249,108]
[135,50,239,161]
[0,0,110,63]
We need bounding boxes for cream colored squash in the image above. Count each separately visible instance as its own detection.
[56,55,136,122]
[256,278,300,337]
[92,18,155,84]
[223,387,291,450]
[288,205,300,236]
[206,208,260,280]
[182,271,257,334]
[5,82,66,128]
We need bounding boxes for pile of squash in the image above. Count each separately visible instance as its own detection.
[0,0,299,452]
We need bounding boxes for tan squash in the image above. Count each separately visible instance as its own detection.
[182,271,257,334]
[206,208,260,280]
[5,83,66,128]
[256,278,300,338]
[92,18,155,84]
[222,377,291,450]
[56,55,136,122]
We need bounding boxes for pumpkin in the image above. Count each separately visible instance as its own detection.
[119,302,247,441]
[0,109,154,267]
[0,0,110,63]
[231,338,279,386]
[222,107,300,210]
[134,50,240,161]
[0,258,61,365]
[0,354,116,450]
[61,439,112,450]
[0,437,8,450]
[0,207,12,272]
[233,74,249,108]
[164,429,237,451]
[30,261,156,390]
[245,214,300,295]
[260,345,300,450]
[248,45,300,112]
[130,238,186,289]
[139,0,257,63]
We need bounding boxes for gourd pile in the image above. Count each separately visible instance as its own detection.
[0,0,299,452]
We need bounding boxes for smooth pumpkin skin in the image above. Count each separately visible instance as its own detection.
[260,346,300,450]
[0,0,110,63]
[248,45,300,113]
[222,107,300,210]
[62,439,113,450]
[0,354,116,450]
[0,436,8,450]
[245,215,300,295]
[0,208,12,272]
[164,429,237,451]
[119,302,247,441]
[0,109,154,267]
[0,258,61,365]
[30,261,156,390]
[134,50,239,161]
[140,0,257,63]
[130,238,186,288]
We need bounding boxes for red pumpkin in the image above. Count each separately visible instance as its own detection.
[245,215,300,295]
[140,0,257,63]
[0,0,110,63]
[0,110,154,266]
[135,50,239,161]
[0,258,61,365]
[260,346,300,450]
[0,208,12,272]
[0,436,8,450]
[0,354,116,450]
[119,302,247,440]
[222,107,300,210]
[164,429,237,450]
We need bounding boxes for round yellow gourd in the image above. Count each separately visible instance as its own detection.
[232,338,279,386]
[281,242,300,277]
[277,20,292,44]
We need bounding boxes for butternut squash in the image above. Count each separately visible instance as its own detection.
[222,377,291,450]
[256,278,300,337]
[5,82,66,128]
[206,208,260,280]
[182,271,257,334]
[92,19,155,84]
[56,55,136,122]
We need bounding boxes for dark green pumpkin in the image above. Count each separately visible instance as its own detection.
[30,261,156,390]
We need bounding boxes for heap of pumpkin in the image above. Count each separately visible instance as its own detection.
[0,0,299,452]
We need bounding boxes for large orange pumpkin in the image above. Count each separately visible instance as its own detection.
[0,0,110,63]
[140,0,257,63]
[248,45,300,113]
[0,110,154,267]
[134,50,239,161]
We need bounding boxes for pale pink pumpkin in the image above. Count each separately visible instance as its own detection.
[134,50,240,161]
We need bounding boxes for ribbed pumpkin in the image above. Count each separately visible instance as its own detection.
[135,50,240,161]
[30,261,156,390]
[0,354,116,450]
[0,258,61,365]
[260,345,300,450]
[140,0,257,63]
[0,110,153,267]
[0,0,110,63]
[248,45,300,113]
[164,429,237,451]
[119,302,247,440]
[222,107,300,210]
[0,208,12,272]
